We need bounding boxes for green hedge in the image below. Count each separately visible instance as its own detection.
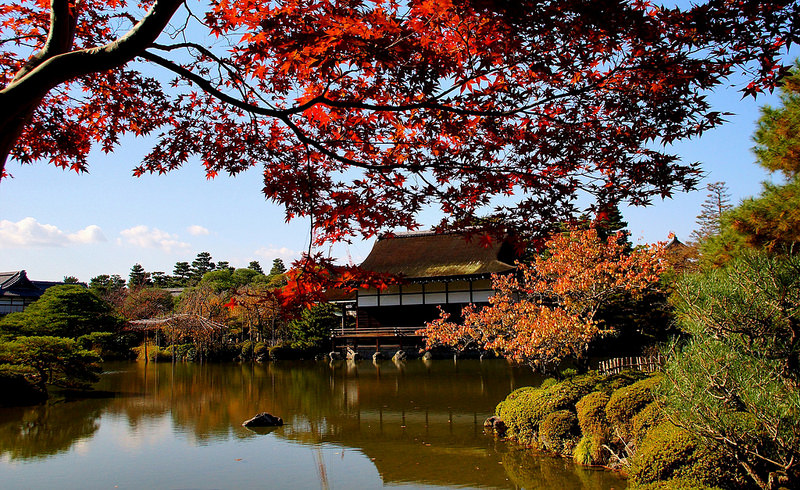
[605,375,662,442]
[497,373,600,446]
[540,409,580,455]
[628,422,733,488]
[575,391,611,464]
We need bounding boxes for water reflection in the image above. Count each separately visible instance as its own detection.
[0,360,626,489]
[0,400,106,460]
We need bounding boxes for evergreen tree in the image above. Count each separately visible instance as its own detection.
[216,261,234,272]
[89,274,125,292]
[151,271,170,288]
[593,201,630,249]
[665,254,800,487]
[690,181,732,243]
[191,252,216,281]
[0,285,122,338]
[128,264,151,289]
[172,262,192,286]
[753,62,800,178]
[247,261,264,274]
[62,276,80,284]
[269,258,287,277]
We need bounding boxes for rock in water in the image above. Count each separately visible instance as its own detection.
[242,412,284,427]
[483,416,507,436]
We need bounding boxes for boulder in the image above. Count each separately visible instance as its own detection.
[346,349,362,360]
[242,412,284,428]
[392,350,408,362]
[484,416,507,436]
[421,351,433,361]
[372,351,384,361]
[329,351,343,361]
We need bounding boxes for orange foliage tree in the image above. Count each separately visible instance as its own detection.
[225,283,281,344]
[421,228,665,371]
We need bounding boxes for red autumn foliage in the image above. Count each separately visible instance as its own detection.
[273,253,400,313]
[1,0,798,247]
[420,227,666,371]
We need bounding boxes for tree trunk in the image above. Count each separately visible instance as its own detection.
[0,102,37,175]
[0,0,183,177]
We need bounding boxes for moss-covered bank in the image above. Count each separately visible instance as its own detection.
[491,371,742,489]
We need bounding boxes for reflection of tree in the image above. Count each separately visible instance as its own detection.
[82,361,623,488]
[0,399,107,460]
[501,444,618,490]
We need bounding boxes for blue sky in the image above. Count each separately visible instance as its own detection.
[1,51,796,283]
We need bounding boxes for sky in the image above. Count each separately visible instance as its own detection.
[0,44,797,284]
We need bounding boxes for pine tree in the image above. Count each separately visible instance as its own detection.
[191,252,216,281]
[151,271,169,288]
[247,261,264,274]
[128,264,151,289]
[172,262,192,286]
[690,182,732,243]
[216,261,234,272]
[269,258,287,277]
[753,62,800,178]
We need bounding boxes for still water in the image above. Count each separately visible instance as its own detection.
[0,360,626,489]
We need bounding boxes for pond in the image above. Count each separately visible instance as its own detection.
[0,360,626,489]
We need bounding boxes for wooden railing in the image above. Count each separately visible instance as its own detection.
[598,355,664,375]
[333,326,423,337]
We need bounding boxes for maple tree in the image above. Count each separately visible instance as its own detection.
[420,228,665,371]
[2,0,799,245]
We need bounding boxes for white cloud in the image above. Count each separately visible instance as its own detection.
[0,217,106,248]
[119,225,190,253]
[254,245,300,263]
[187,225,210,236]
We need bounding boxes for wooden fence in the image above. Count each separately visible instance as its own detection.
[598,355,664,375]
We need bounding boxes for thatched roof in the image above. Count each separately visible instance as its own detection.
[359,231,516,280]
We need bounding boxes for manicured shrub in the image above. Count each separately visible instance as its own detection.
[605,374,662,441]
[633,478,723,490]
[628,422,733,488]
[77,331,137,360]
[559,368,578,378]
[539,378,559,389]
[575,391,611,464]
[498,374,600,446]
[539,409,580,455]
[241,340,254,359]
[497,387,545,445]
[631,402,663,447]
[576,391,610,436]
[253,342,269,360]
[573,436,594,466]
[268,344,307,360]
[594,369,650,393]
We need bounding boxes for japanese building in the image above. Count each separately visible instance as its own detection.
[0,270,65,315]
[333,231,517,351]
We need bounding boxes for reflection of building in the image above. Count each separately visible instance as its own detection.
[334,231,517,350]
[0,270,65,315]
